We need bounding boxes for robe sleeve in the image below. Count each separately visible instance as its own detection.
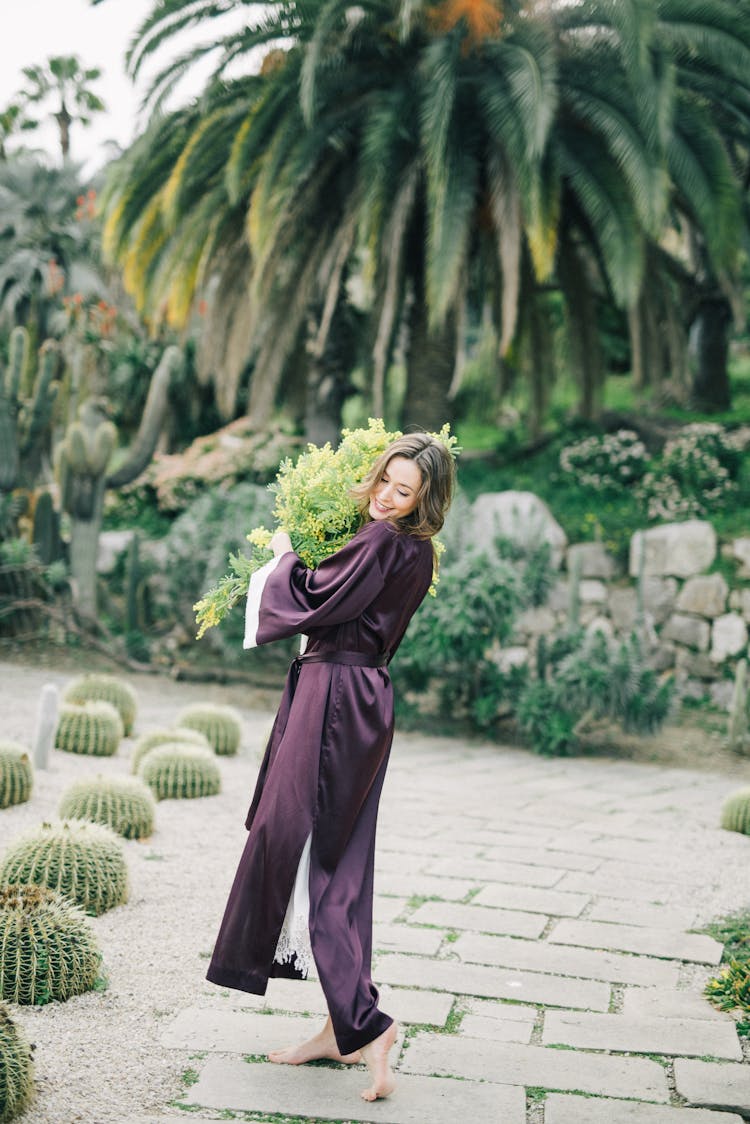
[247,522,390,648]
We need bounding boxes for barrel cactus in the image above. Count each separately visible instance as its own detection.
[0,742,33,809]
[176,703,242,756]
[130,726,211,775]
[0,1003,34,1121]
[0,819,129,916]
[59,776,156,840]
[0,883,101,1004]
[55,701,123,756]
[140,743,221,800]
[63,674,137,736]
[721,787,750,835]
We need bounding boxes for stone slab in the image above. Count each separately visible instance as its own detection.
[674,1059,750,1113]
[374,896,411,923]
[621,987,737,1023]
[187,1056,525,1123]
[474,882,589,918]
[453,932,679,987]
[409,900,547,939]
[375,873,479,901]
[478,844,602,872]
[558,870,679,902]
[543,1010,742,1060]
[544,1094,744,1124]
[550,920,723,964]
[425,856,566,887]
[374,953,611,1010]
[162,1009,321,1052]
[402,1035,669,1100]
[463,997,538,1022]
[197,983,455,1028]
[373,923,444,956]
[589,899,697,930]
[459,1014,533,1043]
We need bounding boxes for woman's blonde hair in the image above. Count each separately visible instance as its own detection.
[351,432,456,539]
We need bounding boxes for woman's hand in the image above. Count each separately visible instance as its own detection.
[269,530,293,558]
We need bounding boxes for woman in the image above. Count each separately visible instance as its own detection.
[206,432,455,1102]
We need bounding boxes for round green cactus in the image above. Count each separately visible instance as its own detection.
[0,1003,34,1121]
[55,701,123,756]
[721,787,750,835]
[0,742,33,809]
[130,726,211,775]
[176,703,242,756]
[140,743,221,800]
[63,674,137,736]
[59,776,156,840]
[0,883,101,1005]
[0,819,129,916]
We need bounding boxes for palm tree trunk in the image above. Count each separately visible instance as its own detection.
[402,293,456,430]
[689,294,732,411]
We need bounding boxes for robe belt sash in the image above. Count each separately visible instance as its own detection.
[295,649,388,668]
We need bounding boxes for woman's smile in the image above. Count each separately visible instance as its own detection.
[368,455,421,522]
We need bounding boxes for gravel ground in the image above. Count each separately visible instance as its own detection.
[1,659,278,1124]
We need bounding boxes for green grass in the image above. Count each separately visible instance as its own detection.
[700,910,750,1031]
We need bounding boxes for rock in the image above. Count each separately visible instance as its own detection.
[679,677,709,702]
[710,614,748,663]
[514,606,557,637]
[710,680,735,711]
[731,537,750,578]
[649,643,676,671]
[643,577,679,625]
[585,616,613,640]
[736,590,750,623]
[97,529,135,574]
[580,580,608,604]
[547,579,570,613]
[630,521,716,579]
[675,573,728,619]
[609,588,638,632]
[675,649,721,680]
[567,542,618,580]
[662,613,710,652]
[491,646,529,673]
[472,492,567,568]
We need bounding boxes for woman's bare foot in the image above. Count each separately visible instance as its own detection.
[359,1020,398,1101]
[268,1016,362,1066]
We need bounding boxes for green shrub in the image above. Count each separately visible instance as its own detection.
[63,674,137,736]
[517,630,674,756]
[721,788,750,835]
[0,820,129,915]
[394,549,528,729]
[0,742,33,808]
[55,701,123,756]
[130,726,211,775]
[176,704,241,755]
[0,1003,34,1122]
[139,743,221,800]
[0,883,101,1004]
[559,430,648,490]
[59,777,156,840]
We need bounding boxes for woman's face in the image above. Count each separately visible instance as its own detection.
[369,455,422,523]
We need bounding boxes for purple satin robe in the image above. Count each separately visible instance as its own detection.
[206,519,434,1053]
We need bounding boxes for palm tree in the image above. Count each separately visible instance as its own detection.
[18,55,105,161]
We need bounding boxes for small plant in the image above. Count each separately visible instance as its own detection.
[704,910,750,1028]
[720,788,750,836]
[0,741,33,808]
[0,819,129,915]
[638,423,741,521]
[559,430,648,490]
[176,704,241,756]
[59,776,156,840]
[0,883,101,1004]
[0,1003,34,1122]
[130,726,211,775]
[139,744,221,800]
[55,701,123,756]
[63,674,137,736]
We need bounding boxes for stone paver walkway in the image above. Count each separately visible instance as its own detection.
[156,731,750,1124]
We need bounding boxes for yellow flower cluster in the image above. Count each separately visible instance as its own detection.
[193,419,458,638]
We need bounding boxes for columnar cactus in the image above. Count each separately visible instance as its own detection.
[57,345,182,618]
[0,1003,34,1122]
[0,327,60,496]
[55,701,123,756]
[721,787,750,835]
[130,726,211,775]
[0,742,33,808]
[0,883,101,1004]
[63,673,137,736]
[0,819,129,915]
[59,776,155,840]
[176,703,242,756]
[140,743,221,800]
